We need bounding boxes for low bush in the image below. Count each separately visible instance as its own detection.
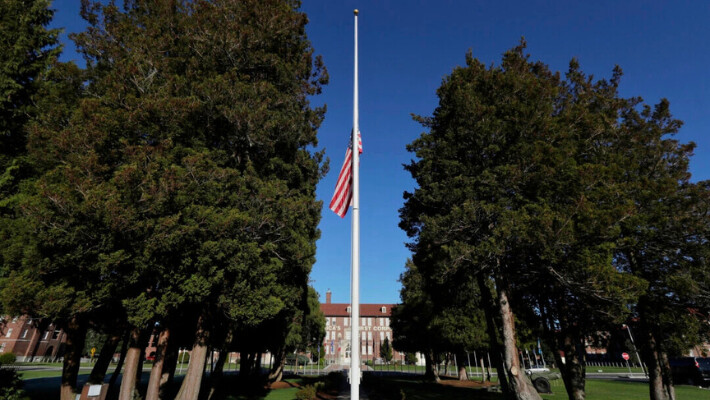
[0,368,25,400]
[0,352,17,365]
[295,384,316,400]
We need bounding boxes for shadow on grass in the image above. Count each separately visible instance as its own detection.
[362,374,505,400]
[23,370,345,400]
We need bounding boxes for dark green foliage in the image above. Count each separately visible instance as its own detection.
[405,353,418,365]
[399,41,707,399]
[0,352,17,365]
[380,337,393,363]
[295,384,316,400]
[0,368,25,400]
[0,0,328,397]
[0,0,61,165]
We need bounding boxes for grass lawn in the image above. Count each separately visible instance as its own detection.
[225,387,300,400]
[363,375,709,400]
[18,370,89,380]
[541,380,708,400]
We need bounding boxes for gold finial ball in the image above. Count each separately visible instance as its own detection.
[354,9,359,15]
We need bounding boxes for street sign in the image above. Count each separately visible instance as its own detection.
[621,352,629,361]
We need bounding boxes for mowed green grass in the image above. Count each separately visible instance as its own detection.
[18,370,89,380]
[225,388,300,400]
[541,380,708,400]
[364,375,708,400]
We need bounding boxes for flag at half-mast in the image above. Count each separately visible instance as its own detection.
[329,131,362,217]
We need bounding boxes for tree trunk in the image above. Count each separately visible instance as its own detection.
[477,273,510,392]
[89,332,122,384]
[207,350,228,400]
[60,316,88,400]
[109,330,130,388]
[496,276,542,400]
[240,352,253,378]
[175,314,210,400]
[557,331,586,400]
[268,348,286,382]
[480,357,487,383]
[146,328,170,400]
[254,352,262,376]
[136,343,146,383]
[161,335,179,387]
[457,351,468,381]
[118,327,145,400]
[643,328,675,400]
[423,349,440,382]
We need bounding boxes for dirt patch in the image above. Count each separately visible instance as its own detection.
[266,380,301,389]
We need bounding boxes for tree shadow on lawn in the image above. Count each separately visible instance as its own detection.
[23,371,336,400]
[363,374,505,400]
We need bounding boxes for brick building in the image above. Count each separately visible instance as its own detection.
[320,290,407,366]
[0,315,66,361]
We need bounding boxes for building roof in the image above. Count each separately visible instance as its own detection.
[321,303,396,317]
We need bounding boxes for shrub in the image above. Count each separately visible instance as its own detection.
[0,368,25,400]
[324,371,344,391]
[0,352,16,365]
[177,351,190,364]
[314,381,325,393]
[295,385,316,400]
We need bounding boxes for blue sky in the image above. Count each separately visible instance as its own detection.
[50,1,710,305]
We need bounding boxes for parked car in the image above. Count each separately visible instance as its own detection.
[669,357,710,386]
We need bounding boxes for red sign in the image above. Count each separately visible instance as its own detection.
[622,353,630,361]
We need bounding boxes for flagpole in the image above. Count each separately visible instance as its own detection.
[350,8,361,400]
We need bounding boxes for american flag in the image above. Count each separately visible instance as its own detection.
[329,131,362,217]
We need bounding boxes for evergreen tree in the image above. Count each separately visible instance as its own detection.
[614,100,710,400]
[1,1,327,399]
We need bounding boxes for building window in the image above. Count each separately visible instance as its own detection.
[380,332,384,341]
[386,332,391,340]
[347,306,351,313]
[386,318,390,327]
[362,345,366,355]
[381,306,386,313]
[332,317,337,325]
[52,330,60,340]
[345,331,351,340]
[367,332,372,340]
[6,328,13,338]
[27,318,33,325]
[21,329,28,339]
[361,332,366,340]
[12,316,18,323]
[368,345,373,355]
[43,331,49,340]
[0,343,5,352]
[344,317,349,327]
[325,317,330,326]
[367,318,372,326]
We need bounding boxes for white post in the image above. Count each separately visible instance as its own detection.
[350,8,361,400]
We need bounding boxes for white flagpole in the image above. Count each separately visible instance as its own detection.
[350,8,361,399]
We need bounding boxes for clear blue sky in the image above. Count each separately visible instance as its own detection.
[50,1,710,305]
